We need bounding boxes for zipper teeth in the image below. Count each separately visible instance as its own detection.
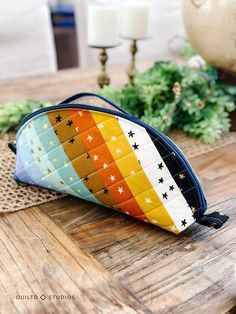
[18,103,207,215]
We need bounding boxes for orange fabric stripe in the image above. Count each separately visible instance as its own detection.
[47,109,116,206]
[69,109,148,219]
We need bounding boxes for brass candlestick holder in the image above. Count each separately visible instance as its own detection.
[89,44,119,88]
[127,39,138,86]
[123,36,150,85]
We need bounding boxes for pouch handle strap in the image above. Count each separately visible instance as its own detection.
[58,92,131,116]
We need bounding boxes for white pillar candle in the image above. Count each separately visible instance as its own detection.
[87,6,119,47]
[121,1,150,39]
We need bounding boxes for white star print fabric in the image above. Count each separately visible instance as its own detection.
[118,117,195,232]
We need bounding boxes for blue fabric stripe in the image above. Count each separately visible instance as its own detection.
[15,150,33,183]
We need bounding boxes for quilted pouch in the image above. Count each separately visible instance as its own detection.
[9,92,228,234]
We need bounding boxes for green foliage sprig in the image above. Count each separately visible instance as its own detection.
[0,100,52,133]
[0,61,235,143]
[98,61,236,143]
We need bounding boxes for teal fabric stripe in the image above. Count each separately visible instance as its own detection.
[29,113,101,203]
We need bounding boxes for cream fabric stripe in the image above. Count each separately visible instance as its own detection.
[118,116,195,232]
[91,111,177,231]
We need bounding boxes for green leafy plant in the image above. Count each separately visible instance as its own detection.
[179,41,196,60]
[0,100,52,133]
[98,61,236,143]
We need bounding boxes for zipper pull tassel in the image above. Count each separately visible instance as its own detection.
[196,212,229,229]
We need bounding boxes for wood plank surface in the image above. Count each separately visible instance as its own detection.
[1,63,235,313]
[41,143,236,314]
[0,207,150,314]
[0,61,153,104]
[191,145,236,206]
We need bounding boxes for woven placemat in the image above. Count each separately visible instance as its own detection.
[0,131,235,213]
[169,130,236,158]
[0,133,64,213]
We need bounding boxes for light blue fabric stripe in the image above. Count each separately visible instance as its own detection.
[16,132,49,189]
[29,113,101,203]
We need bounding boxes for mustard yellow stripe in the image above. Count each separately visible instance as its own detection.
[91,111,177,230]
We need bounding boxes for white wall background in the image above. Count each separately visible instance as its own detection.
[0,0,185,78]
[74,0,186,68]
[0,0,57,79]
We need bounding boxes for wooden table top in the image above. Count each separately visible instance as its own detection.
[0,63,235,314]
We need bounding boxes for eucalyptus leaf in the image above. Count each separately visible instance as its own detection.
[98,61,235,143]
[0,100,52,133]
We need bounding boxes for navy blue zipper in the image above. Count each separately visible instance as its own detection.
[18,103,207,216]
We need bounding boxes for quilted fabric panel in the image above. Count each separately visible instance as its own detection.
[15,108,199,234]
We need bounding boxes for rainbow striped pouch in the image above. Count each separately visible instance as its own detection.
[9,93,228,233]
